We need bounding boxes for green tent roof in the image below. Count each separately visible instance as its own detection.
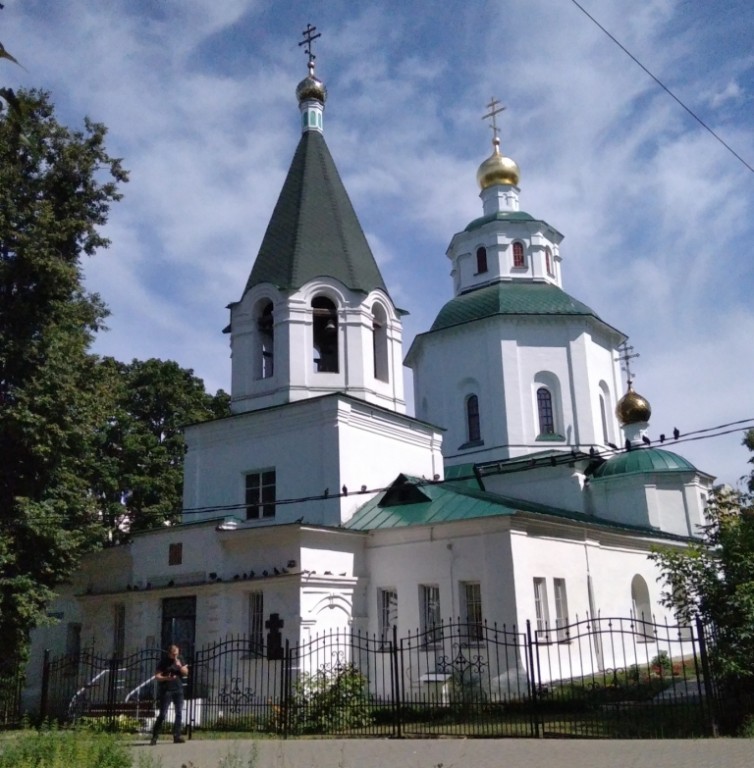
[428,281,602,333]
[244,130,389,297]
[592,448,697,480]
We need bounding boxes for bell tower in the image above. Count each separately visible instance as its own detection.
[227,30,406,416]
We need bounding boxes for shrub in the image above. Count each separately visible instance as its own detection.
[207,713,265,732]
[292,662,373,733]
[77,714,142,734]
[651,651,672,674]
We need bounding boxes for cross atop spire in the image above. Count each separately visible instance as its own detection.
[615,342,640,386]
[299,23,321,71]
[482,97,506,143]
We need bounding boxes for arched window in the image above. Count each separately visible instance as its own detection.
[312,296,338,373]
[545,247,554,276]
[598,381,612,444]
[466,394,481,443]
[599,394,609,444]
[476,247,488,274]
[372,303,389,382]
[512,241,525,268]
[256,300,274,379]
[631,575,654,641]
[537,388,555,435]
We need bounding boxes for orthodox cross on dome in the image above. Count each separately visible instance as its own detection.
[615,341,640,386]
[299,23,321,68]
[482,97,506,144]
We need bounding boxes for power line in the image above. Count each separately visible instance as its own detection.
[569,0,754,174]
[5,416,752,527]
[131,415,754,514]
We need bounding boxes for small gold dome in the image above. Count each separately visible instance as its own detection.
[296,73,327,104]
[477,138,520,189]
[615,386,652,426]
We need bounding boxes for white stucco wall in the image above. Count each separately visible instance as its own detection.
[363,519,517,636]
[409,314,624,467]
[183,395,443,527]
[589,472,710,538]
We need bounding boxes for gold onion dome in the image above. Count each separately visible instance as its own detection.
[296,63,327,104]
[477,137,520,189]
[615,385,652,426]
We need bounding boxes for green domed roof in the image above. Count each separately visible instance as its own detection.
[592,448,696,480]
[428,281,601,333]
[464,210,537,232]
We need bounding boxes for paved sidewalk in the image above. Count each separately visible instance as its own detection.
[131,736,754,768]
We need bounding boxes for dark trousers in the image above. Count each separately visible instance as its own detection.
[152,686,184,739]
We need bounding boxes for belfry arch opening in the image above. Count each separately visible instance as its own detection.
[256,300,274,379]
[372,302,389,382]
[312,296,339,373]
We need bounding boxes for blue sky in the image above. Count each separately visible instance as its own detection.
[3,0,754,487]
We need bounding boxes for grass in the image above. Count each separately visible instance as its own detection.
[0,727,131,768]
[0,729,261,768]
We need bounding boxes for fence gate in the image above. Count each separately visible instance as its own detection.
[529,615,717,738]
[41,648,162,727]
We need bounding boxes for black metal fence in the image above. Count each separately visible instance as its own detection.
[0,661,25,729]
[38,615,721,738]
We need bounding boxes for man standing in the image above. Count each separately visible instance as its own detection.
[150,644,188,745]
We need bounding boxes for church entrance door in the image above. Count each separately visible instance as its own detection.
[161,596,196,658]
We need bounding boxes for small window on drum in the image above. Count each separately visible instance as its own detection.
[512,241,525,268]
[466,394,481,443]
[476,247,488,274]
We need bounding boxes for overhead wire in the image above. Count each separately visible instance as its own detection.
[569,0,754,174]
[133,415,754,515]
[5,415,752,526]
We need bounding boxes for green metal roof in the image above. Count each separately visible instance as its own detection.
[464,210,541,232]
[244,130,389,297]
[442,463,479,488]
[345,475,520,530]
[427,281,601,333]
[592,448,697,480]
[345,474,686,540]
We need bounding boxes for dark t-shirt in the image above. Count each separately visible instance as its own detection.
[156,655,185,693]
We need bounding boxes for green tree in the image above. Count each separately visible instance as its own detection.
[0,89,127,665]
[744,429,754,494]
[91,357,229,543]
[1,4,27,127]
[650,437,754,724]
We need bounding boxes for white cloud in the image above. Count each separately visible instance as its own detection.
[4,0,754,485]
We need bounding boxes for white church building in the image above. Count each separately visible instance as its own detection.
[27,52,713,706]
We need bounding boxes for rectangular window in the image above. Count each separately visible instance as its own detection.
[553,578,569,642]
[113,603,126,657]
[168,542,183,566]
[246,469,276,520]
[587,575,603,670]
[378,588,398,646]
[533,577,551,642]
[248,592,264,656]
[461,582,483,644]
[419,584,442,645]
